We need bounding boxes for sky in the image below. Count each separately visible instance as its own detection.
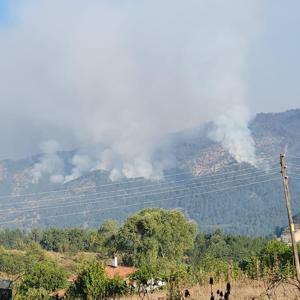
[0,0,8,19]
[0,1,299,180]
[247,1,300,112]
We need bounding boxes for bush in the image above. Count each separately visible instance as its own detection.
[70,261,108,299]
[15,287,50,300]
[69,261,129,299]
[259,240,294,277]
[193,254,242,283]
[19,261,67,295]
[107,276,128,299]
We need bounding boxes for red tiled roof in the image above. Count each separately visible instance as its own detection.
[105,265,136,279]
[49,288,67,298]
[50,266,137,298]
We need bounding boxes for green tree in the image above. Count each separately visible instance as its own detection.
[0,229,29,249]
[166,264,190,300]
[71,261,107,300]
[259,240,294,277]
[106,276,128,300]
[0,248,27,275]
[116,208,196,266]
[18,261,67,295]
[190,231,267,266]
[194,254,241,283]
[65,228,91,252]
[15,287,50,300]
[90,219,119,254]
[40,228,67,252]
[204,230,231,259]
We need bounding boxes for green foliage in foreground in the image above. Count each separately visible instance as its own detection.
[241,239,297,279]
[0,208,299,299]
[20,261,67,293]
[71,262,107,299]
[68,261,128,300]
[0,245,67,299]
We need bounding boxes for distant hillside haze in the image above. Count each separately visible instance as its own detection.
[0,109,300,236]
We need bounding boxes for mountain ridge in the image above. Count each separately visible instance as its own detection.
[0,108,300,235]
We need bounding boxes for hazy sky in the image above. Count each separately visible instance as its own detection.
[0,0,299,162]
[247,1,300,112]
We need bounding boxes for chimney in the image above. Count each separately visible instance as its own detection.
[112,256,118,268]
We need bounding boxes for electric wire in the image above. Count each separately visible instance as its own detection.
[0,172,280,214]
[0,164,280,204]
[0,176,281,225]
[0,159,278,201]
[0,167,280,208]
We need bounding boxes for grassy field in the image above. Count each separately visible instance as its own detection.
[120,280,300,300]
[47,252,300,299]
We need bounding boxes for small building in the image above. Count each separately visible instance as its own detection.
[0,279,13,300]
[50,257,136,299]
[280,224,300,244]
[105,256,136,280]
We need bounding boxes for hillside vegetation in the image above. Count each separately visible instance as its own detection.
[0,109,300,235]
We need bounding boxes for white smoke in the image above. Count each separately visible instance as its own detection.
[64,154,95,183]
[0,0,261,180]
[208,106,257,165]
[122,158,160,180]
[31,140,65,183]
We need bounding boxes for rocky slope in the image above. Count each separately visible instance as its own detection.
[0,109,300,235]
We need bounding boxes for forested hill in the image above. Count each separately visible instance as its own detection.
[0,109,300,235]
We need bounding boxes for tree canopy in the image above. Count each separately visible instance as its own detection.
[115,208,196,266]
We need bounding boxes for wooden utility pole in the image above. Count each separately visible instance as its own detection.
[280,153,300,282]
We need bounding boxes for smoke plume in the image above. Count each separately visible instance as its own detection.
[0,0,260,181]
[208,106,257,165]
[31,140,64,183]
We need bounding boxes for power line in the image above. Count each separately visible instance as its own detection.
[0,172,280,215]
[0,165,279,205]
[0,161,278,201]
[0,169,280,209]
[1,163,264,199]
[0,172,279,215]
[0,176,280,226]
[4,154,278,200]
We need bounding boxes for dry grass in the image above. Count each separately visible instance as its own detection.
[120,280,300,300]
[45,250,99,274]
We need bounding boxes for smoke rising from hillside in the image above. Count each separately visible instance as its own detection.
[31,140,65,183]
[208,106,256,166]
[0,0,260,180]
